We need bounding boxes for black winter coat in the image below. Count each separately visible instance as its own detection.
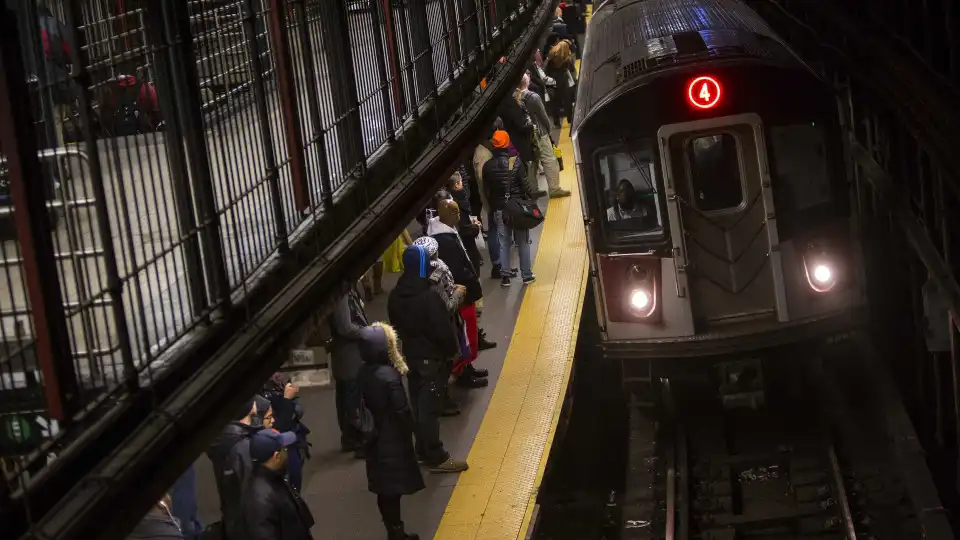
[207,422,258,516]
[125,513,183,540]
[358,324,425,496]
[482,149,530,211]
[240,466,315,540]
[387,274,460,361]
[432,226,482,305]
[496,95,534,162]
[222,438,256,540]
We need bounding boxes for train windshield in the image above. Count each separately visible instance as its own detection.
[596,143,664,240]
[768,123,833,213]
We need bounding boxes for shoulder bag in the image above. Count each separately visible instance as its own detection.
[502,157,545,230]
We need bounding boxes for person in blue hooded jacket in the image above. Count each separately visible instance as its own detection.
[387,244,468,473]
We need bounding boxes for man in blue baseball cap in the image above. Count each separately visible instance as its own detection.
[240,430,315,539]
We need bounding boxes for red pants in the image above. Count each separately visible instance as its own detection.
[453,303,479,375]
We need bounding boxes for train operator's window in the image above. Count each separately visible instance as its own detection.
[597,146,663,239]
[685,134,744,212]
[769,123,832,213]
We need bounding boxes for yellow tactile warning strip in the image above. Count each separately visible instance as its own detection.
[434,63,591,540]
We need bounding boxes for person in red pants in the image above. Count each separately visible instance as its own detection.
[429,198,489,387]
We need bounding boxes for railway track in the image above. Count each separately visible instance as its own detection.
[622,358,923,540]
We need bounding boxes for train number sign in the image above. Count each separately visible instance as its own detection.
[687,76,722,109]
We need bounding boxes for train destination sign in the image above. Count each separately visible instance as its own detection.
[687,76,722,109]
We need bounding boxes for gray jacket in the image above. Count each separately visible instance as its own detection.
[329,292,368,380]
[520,89,553,141]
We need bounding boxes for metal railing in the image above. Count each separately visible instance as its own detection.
[0,0,552,536]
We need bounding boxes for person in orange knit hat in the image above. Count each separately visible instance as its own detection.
[481,130,536,286]
[491,129,510,149]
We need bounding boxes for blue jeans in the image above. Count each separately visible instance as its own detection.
[169,465,203,540]
[486,207,500,267]
[494,210,533,279]
[287,443,304,492]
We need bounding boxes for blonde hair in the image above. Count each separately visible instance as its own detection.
[548,40,574,68]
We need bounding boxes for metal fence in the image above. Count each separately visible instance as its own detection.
[0,0,539,507]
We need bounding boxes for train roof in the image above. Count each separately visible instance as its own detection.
[575,0,803,125]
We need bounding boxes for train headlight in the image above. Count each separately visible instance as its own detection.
[625,264,657,318]
[629,289,651,311]
[803,256,838,293]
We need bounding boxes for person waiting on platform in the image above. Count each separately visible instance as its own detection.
[262,373,310,491]
[207,398,261,531]
[517,72,570,199]
[484,130,537,287]
[437,176,497,351]
[357,323,424,540]
[215,394,273,540]
[387,244,469,473]
[240,430,315,540]
[429,198,491,387]
[411,235,471,413]
[329,284,370,458]
[126,493,184,540]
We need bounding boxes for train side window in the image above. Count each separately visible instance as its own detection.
[685,134,744,212]
[596,145,664,239]
[769,123,832,213]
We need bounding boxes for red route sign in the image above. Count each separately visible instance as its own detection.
[687,76,722,109]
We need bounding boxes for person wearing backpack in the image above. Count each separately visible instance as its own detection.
[483,130,537,287]
[518,73,570,199]
[357,323,424,540]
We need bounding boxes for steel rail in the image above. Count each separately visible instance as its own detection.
[827,444,858,540]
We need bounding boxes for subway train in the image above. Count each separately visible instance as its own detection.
[572,0,866,360]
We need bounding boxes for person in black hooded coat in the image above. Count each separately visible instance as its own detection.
[358,322,424,540]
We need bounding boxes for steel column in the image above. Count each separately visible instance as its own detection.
[381,0,409,121]
[369,0,397,142]
[320,0,367,178]
[407,0,438,104]
[0,13,77,420]
[241,0,290,249]
[439,0,460,81]
[290,0,335,210]
[457,0,481,58]
[267,0,311,213]
[63,0,138,386]
[141,1,209,320]
[163,0,232,308]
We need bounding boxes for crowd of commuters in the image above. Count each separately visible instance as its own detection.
[127,376,314,540]
[122,2,589,538]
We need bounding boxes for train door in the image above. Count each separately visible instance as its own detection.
[658,114,788,331]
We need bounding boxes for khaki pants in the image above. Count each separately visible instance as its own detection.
[532,132,561,192]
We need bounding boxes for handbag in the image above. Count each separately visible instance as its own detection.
[503,158,545,230]
[554,144,564,171]
[354,393,377,444]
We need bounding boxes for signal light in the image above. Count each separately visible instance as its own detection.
[687,76,722,110]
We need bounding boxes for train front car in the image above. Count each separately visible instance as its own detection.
[573,0,865,360]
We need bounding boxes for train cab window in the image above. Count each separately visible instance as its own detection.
[685,134,744,212]
[769,123,832,213]
[596,145,664,240]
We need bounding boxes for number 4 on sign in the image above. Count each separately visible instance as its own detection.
[699,82,711,101]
